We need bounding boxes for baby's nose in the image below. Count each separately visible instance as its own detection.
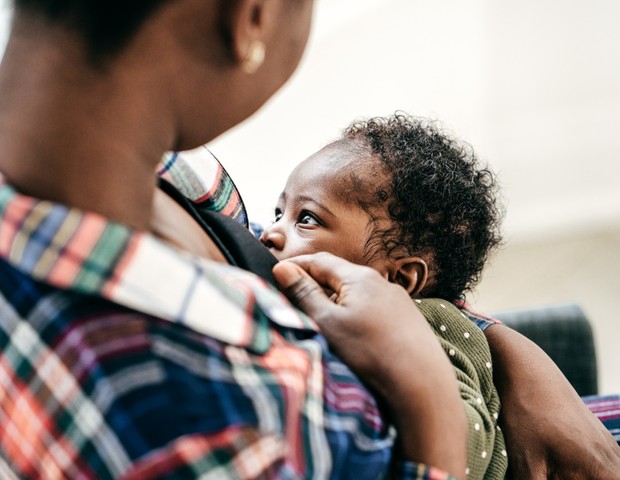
[259,226,284,251]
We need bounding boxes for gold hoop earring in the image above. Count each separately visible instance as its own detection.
[242,41,265,74]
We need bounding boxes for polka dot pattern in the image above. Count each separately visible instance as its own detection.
[413,298,507,477]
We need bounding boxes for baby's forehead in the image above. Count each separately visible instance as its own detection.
[299,153,367,196]
[307,141,377,179]
[312,141,363,167]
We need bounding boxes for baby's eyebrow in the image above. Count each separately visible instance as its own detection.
[294,195,336,218]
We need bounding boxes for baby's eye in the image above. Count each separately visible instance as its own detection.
[273,209,283,222]
[298,211,321,226]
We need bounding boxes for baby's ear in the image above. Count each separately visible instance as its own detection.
[389,257,428,297]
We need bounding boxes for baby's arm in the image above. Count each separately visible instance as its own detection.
[416,299,508,480]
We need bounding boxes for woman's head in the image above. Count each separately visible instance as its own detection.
[261,113,503,301]
[13,0,172,57]
[9,0,314,149]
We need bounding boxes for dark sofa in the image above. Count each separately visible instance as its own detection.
[492,303,598,397]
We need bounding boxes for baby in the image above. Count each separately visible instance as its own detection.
[260,113,507,479]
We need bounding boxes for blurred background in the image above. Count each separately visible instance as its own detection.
[1,0,618,393]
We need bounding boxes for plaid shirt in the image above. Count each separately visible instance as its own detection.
[0,148,456,479]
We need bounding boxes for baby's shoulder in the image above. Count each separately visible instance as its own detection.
[414,298,476,330]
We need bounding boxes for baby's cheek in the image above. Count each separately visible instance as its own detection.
[282,241,319,260]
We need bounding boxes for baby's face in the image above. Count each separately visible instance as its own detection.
[260,143,385,270]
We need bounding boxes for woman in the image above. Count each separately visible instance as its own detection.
[0,1,617,479]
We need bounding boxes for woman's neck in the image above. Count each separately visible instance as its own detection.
[0,14,177,230]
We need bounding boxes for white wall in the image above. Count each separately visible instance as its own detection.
[0,1,10,54]
[208,0,620,238]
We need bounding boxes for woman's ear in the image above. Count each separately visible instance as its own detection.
[225,0,270,70]
[389,257,428,297]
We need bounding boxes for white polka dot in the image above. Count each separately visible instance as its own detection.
[476,397,482,405]
[497,425,501,431]
[440,325,447,332]
[461,313,468,319]
[493,412,499,420]
[501,449,507,457]
[464,332,471,339]
[474,423,480,431]
[481,451,487,459]
[486,362,492,369]
[440,303,446,308]
[449,349,456,356]
[465,467,470,475]
[415,299,422,304]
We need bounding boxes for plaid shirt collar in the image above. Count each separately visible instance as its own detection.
[0,149,316,353]
[158,147,249,227]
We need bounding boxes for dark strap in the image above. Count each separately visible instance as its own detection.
[158,178,278,286]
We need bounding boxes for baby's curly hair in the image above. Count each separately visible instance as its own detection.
[341,113,503,301]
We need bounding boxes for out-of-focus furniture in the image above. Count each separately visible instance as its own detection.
[492,303,598,397]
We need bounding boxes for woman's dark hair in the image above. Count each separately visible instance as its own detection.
[342,113,503,301]
[14,0,171,57]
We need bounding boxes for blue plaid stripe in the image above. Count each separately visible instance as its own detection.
[454,300,499,331]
